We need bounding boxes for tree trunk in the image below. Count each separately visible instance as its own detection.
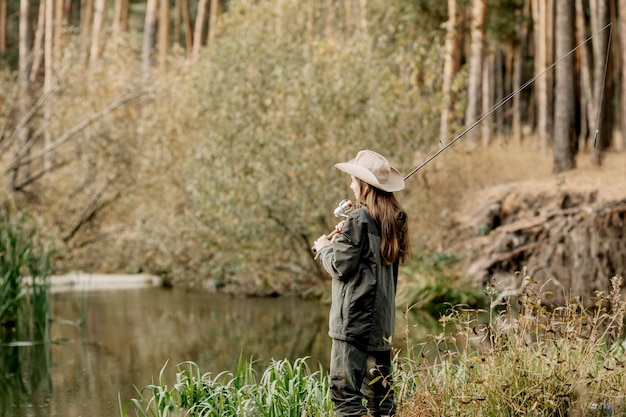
[142,0,158,73]
[79,0,93,67]
[590,0,612,166]
[621,0,626,150]
[159,0,170,66]
[30,0,45,83]
[15,0,32,189]
[553,0,576,173]
[192,0,207,57]
[207,0,217,49]
[440,0,462,145]
[465,0,487,145]
[531,0,554,150]
[54,0,63,67]
[180,0,192,51]
[576,0,593,150]
[89,0,106,67]
[481,47,493,146]
[512,0,531,143]
[43,0,53,170]
[0,0,7,52]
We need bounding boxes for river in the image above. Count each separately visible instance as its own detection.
[1,284,438,417]
[1,287,332,417]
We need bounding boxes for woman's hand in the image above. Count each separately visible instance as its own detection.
[314,235,332,252]
[313,221,345,252]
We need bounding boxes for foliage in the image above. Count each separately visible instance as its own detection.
[396,246,488,317]
[176,0,446,292]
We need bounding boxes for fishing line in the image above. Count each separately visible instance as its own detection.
[403,22,613,180]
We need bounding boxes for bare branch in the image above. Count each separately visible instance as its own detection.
[6,89,144,173]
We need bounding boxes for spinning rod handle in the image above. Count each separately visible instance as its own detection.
[311,229,340,258]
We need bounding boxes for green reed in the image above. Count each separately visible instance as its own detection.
[0,203,52,343]
[121,356,333,417]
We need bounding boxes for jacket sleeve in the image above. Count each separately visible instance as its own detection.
[319,214,363,282]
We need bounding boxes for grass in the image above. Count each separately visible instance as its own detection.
[121,274,626,417]
[0,203,52,344]
[120,356,333,417]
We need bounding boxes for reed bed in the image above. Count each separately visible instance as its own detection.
[0,203,52,344]
[122,275,626,417]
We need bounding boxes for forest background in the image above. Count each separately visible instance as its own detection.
[0,0,624,298]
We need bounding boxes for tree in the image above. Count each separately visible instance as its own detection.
[15,0,32,189]
[621,0,626,150]
[440,0,464,144]
[553,0,575,173]
[465,0,486,143]
[192,0,208,57]
[89,0,106,67]
[589,0,612,166]
[0,0,7,53]
[531,0,554,150]
[159,0,170,66]
[142,0,158,73]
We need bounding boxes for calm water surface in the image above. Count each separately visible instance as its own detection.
[1,288,332,417]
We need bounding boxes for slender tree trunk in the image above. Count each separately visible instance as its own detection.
[531,0,552,149]
[142,0,158,73]
[89,0,106,67]
[180,0,192,51]
[112,0,123,36]
[553,0,575,173]
[30,0,45,83]
[621,0,626,150]
[440,0,462,144]
[512,0,531,143]
[54,0,63,67]
[43,0,53,170]
[590,0,611,166]
[576,0,593,150]
[465,0,486,145]
[481,47,493,146]
[207,0,217,49]
[16,0,32,189]
[79,0,93,67]
[494,48,504,136]
[158,0,170,66]
[0,0,7,52]
[191,0,207,57]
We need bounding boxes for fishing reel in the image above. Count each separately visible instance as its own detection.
[312,199,354,257]
[333,199,354,218]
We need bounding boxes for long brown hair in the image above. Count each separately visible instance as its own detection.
[356,179,411,265]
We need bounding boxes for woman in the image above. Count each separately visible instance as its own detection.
[313,150,411,417]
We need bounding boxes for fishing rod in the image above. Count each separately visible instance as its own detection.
[313,22,612,256]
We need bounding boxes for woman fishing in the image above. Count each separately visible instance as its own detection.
[313,150,411,417]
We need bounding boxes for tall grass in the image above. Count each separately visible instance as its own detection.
[397,274,626,416]
[123,275,626,417]
[121,356,332,417]
[0,203,52,343]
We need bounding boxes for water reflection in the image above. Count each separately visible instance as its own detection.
[0,287,441,417]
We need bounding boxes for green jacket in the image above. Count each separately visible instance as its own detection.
[318,207,398,352]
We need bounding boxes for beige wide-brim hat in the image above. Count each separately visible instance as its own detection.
[335,150,405,192]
